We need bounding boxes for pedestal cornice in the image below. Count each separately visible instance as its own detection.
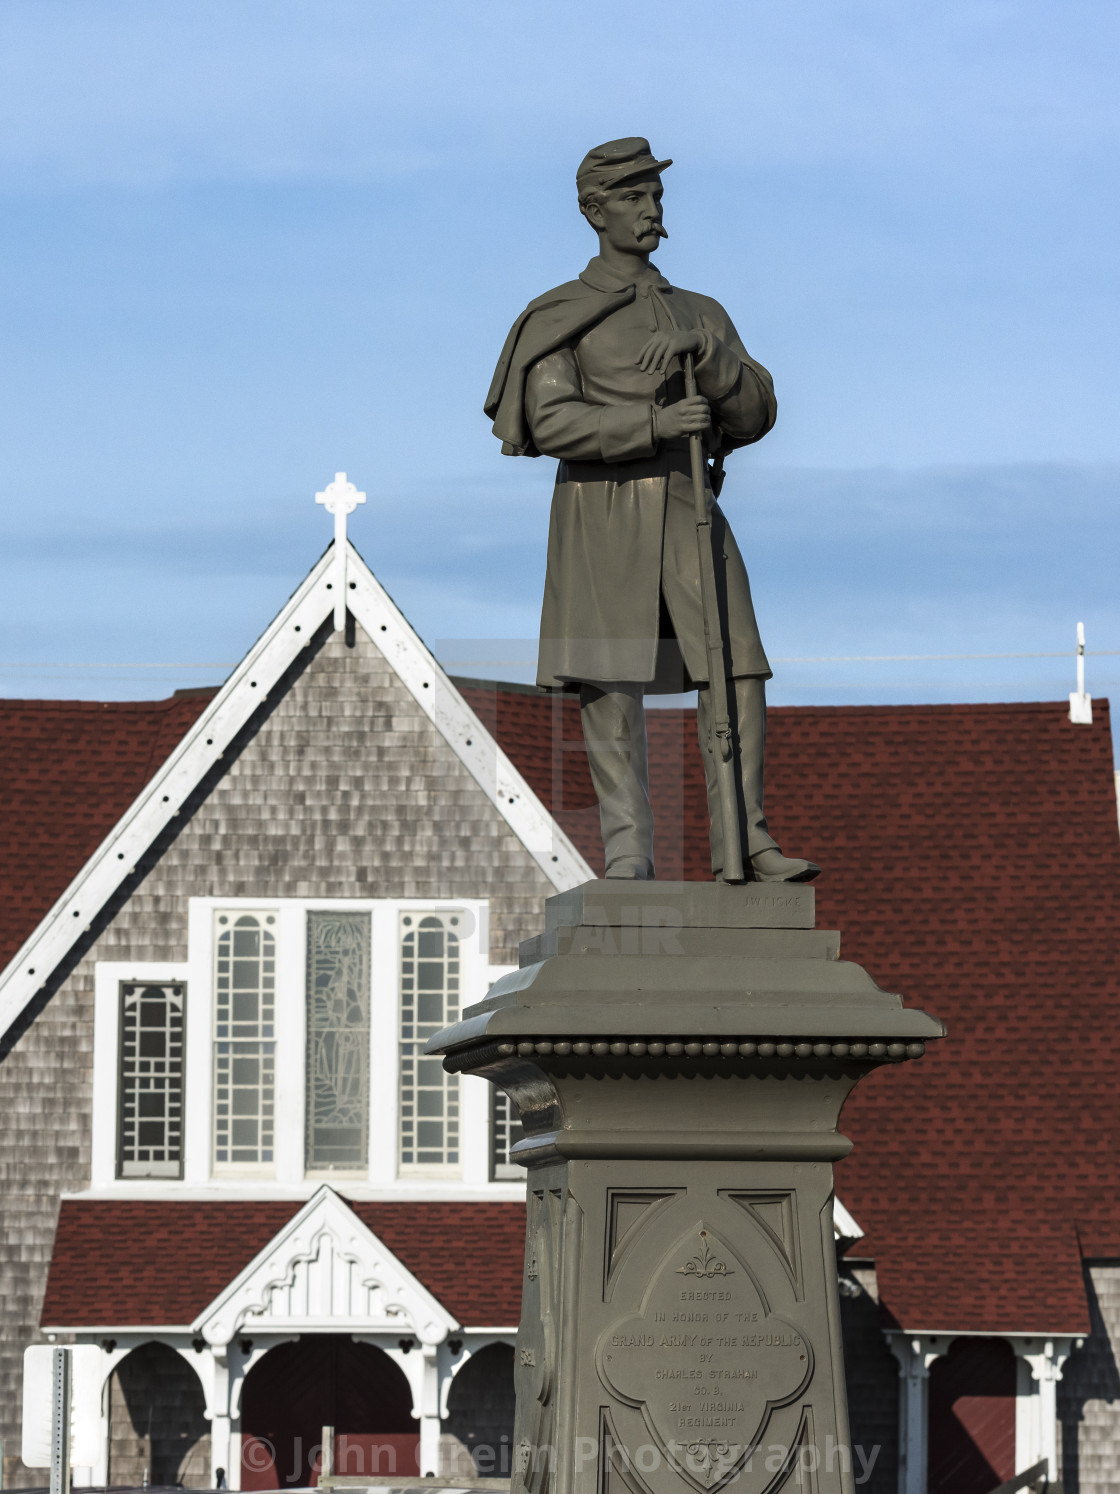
[426,881,946,1494]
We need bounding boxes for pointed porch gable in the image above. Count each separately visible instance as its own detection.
[193,1186,458,1347]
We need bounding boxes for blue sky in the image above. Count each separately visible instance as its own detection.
[0,0,1117,707]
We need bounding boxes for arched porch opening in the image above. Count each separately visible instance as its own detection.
[928,1336,1016,1494]
[240,1335,418,1490]
[107,1341,210,1488]
[443,1342,516,1478]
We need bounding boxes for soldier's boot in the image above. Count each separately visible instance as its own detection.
[697,675,821,883]
[579,682,655,879]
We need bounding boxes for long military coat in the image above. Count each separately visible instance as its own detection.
[486,256,777,691]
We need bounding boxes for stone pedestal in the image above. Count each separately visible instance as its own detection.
[428,881,943,1494]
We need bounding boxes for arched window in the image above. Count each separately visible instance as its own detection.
[214,913,276,1171]
[306,910,371,1172]
[118,982,185,1178]
[399,912,461,1172]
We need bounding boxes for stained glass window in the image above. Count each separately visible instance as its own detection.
[118,982,185,1178]
[306,910,371,1171]
[490,1089,524,1181]
[214,913,276,1170]
[399,912,461,1171]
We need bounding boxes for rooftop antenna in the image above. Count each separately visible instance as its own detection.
[315,472,366,631]
[1069,621,1092,725]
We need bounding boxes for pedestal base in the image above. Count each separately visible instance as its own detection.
[430,882,943,1494]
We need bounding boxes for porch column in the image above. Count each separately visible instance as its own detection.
[417,1341,443,1477]
[886,1334,947,1494]
[1017,1338,1078,1482]
[389,1336,445,1478]
[197,1347,233,1490]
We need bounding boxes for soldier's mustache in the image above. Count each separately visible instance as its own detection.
[636,221,669,241]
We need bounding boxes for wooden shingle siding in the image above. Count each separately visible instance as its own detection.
[838,1266,898,1494]
[1059,1264,1120,1490]
[0,972,91,1487]
[0,625,552,1484]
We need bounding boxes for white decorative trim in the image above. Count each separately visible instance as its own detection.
[315,473,366,629]
[193,1184,458,1347]
[885,1333,944,1494]
[0,535,593,1044]
[0,546,334,1043]
[50,1325,523,1490]
[832,1196,863,1242]
[1013,1335,1080,1482]
[885,1328,1085,1492]
[61,1183,525,1202]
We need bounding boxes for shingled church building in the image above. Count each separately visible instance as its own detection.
[2,514,1120,1494]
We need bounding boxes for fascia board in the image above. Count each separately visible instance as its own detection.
[346,543,593,893]
[41,1324,195,1335]
[886,1326,1084,1343]
[191,1184,458,1337]
[0,538,592,1047]
[0,548,339,1043]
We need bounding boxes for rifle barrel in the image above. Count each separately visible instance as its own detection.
[684,353,744,882]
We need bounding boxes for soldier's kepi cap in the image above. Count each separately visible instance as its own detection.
[576,137,672,195]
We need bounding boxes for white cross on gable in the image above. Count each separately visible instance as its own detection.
[315,472,366,630]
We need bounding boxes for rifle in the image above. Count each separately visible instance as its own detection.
[684,352,744,882]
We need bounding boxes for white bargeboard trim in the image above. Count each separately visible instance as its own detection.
[0,541,592,1043]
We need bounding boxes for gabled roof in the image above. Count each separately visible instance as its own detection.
[41,1197,526,1330]
[193,1185,458,1345]
[468,689,1120,1333]
[7,642,1120,1336]
[0,543,592,1042]
[0,690,215,970]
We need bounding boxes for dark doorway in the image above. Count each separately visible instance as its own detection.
[928,1337,1016,1494]
[444,1343,516,1477]
[108,1341,210,1488]
[240,1336,418,1490]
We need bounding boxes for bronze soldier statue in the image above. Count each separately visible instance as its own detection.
[486,138,819,884]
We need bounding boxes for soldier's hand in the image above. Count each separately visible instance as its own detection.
[656,396,711,439]
[637,329,704,374]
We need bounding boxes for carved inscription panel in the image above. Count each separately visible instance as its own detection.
[597,1223,811,1468]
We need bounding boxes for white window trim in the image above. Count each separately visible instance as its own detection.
[91,962,190,1190]
[91,898,514,1195]
[0,540,592,1057]
[210,907,282,1179]
[483,964,520,1181]
[381,900,493,1186]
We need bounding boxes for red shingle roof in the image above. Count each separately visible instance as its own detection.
[0,691,215,968]
[41,1199,525,1327]
[15,683,1120,1335]
[461,688,1120,1334]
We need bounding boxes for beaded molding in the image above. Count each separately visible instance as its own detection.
[482,1038,925,1061]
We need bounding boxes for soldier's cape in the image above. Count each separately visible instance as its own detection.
[484,272,636,457]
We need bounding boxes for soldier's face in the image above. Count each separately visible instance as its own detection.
[588,172,666,255]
